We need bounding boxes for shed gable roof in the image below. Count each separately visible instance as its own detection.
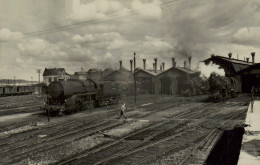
[43,68,66,76]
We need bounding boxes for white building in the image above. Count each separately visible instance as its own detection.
[43,68,70,85]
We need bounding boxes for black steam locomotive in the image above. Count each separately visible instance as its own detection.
[208,73,241,102]
[41,79,120,116]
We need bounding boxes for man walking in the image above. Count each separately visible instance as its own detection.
[118,103,127,119]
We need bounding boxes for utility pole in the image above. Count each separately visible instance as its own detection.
[13,76,16,85]
[134,52,136,104]
[37,69,41,96]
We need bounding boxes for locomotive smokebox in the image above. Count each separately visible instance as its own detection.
[48,81,64,99]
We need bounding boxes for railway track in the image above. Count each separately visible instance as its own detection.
[55,99,248,165]
[2,98,201,164]
[0,96,249,164]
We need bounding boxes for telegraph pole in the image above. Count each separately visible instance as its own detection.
[134,52,136,104]
[37,69,41,96]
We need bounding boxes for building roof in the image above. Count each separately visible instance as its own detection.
[136,69,164,76]
[103,69,133,81]
[204,55,253,66]
[235,63,260,75]
[156,66,196,77]
[43,68,68,76]
[203,55,252,76]
[74,71,88,75]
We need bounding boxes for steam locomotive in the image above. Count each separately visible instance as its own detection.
[208,73,241,102]
[41,79,120,116]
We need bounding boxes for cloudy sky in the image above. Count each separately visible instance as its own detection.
[0,0,260,80]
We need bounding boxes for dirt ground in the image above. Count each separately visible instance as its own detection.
[0,94,250,165]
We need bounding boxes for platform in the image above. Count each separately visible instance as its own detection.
[238,100,260,165]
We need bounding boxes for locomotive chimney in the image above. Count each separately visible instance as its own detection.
[154,58,157,73]
[130,60,133,72]
[251,52,255,65]
[228,52,232,59]
[246,58,249,63]
[184,61,187,68]
[143,59,146,70]
[188,56,192,69]
[172,58,176,67]
[119,60,122,69]
[162,62,165,71]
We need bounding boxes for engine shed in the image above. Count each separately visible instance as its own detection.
[135,69,162,94]
[235,63,260,93]
[153,66,196,95]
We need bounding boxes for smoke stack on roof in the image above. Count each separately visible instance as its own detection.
[154,58,157,73]
[130,60,133,72]
[184,61,187,68]
[228,52,232,59]
[172,58,176,67]
[160,65,162,71]
[246,58,249,63]
[143,59,146,70]
[162,62,165,71]
[211,54,215,57]
[119,60,122,69]
[251,52,255,65]
[188,56,192,69]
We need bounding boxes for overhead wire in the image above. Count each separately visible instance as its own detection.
[0,0,185,42]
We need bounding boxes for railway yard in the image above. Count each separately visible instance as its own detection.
[0,94,251,165]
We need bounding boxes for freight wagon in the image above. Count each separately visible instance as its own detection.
[0,85,36,97]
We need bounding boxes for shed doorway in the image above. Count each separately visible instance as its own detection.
[160,77,171,94]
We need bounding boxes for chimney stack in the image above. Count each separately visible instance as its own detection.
[246,58,249,63]
[130,60,133,72]
[251,52,255,65]
[154,58,157,73]
[188,56,192,69]
[160,65,162,71]
[228,52,232,59]
[119,60,122,69]
[172,58,176,67]
[143,59,146,70]
[184,61,187,68]
[162,62,165,71]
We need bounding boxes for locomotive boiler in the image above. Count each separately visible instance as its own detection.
[41,79,120,116]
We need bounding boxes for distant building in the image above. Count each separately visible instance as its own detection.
[103,68,134,94]
[43,68,70,85]
[87,68,115,83]
[72,71,88,80]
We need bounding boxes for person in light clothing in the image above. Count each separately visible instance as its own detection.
[118,103,127,119]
